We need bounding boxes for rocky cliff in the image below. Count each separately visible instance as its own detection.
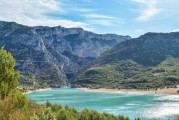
[0,21,130,86]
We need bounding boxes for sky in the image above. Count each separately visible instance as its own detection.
[0,0,179,37]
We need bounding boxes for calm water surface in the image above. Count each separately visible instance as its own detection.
[27,87,179,120]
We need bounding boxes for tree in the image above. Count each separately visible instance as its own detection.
[0,49,19,99]
[0,49,27,119]
[31,106,56,120]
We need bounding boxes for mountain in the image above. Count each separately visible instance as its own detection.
[73,32,179,89]
[0,21,131,87]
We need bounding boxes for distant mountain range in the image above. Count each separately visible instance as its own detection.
[74,32,179,89]
[0,21,130,87]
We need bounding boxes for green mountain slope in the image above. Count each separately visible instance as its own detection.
[73,32,179,89]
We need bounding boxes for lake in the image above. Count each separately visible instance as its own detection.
[27,87,179,120]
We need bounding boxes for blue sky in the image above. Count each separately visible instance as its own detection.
[0,0,179,37]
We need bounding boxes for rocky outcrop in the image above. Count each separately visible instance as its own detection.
[0,21,130,86]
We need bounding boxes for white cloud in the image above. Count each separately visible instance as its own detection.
[172,29,179,32]
[0,0,125,30]
[87,20,114,26]
[0,0,89,29]
[85,14,117,19]
[132,0,161,21]
[136,8,160,21]
[84,14,126,26]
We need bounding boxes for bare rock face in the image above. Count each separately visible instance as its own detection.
[0,21,131,86]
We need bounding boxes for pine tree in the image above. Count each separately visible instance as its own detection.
[0,49,19,99]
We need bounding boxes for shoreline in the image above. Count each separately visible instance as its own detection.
[24,86,179,95]
[76,87,179,95]
[24,88,52,94]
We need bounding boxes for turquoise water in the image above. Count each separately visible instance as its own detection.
[27,88,179,120]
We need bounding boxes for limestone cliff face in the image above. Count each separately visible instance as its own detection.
[0,21,130,86]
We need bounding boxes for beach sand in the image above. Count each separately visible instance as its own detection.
[25,88,52,94]
[24,86,179,95]
[76,86,179,95]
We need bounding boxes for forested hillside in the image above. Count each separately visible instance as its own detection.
[74,32,179,89]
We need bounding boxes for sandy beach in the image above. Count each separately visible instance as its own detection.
[24,86,179,95]
[25,88,52,94]
[76,86,179,95]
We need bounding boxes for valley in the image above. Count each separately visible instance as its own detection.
[1,0,179,119]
